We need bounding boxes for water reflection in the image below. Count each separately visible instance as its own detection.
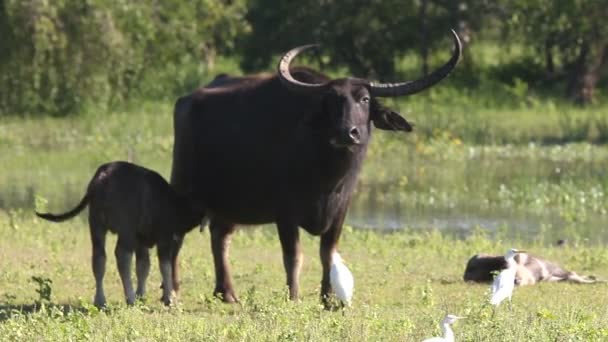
[347,182,608,244]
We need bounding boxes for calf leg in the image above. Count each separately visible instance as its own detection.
[115,239,136,305]
[90,223,107,307]
[170,235,185,294]
[276,221,302,300]
[209,218,238,303]
[157,239,175,306]
[135,244,151,299]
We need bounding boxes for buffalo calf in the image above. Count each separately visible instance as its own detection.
[36,161,204,306]
[464,253,596,285]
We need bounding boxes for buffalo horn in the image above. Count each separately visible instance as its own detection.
[370,30,462,97]
[277,44,329,94]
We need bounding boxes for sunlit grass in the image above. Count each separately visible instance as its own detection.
[1,213,607,340]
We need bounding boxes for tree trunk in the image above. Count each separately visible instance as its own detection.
[201,43,216,71]
[567,41,608,105]
[544,37,554,75]
[419,0,429,76]
[0,0,12,64]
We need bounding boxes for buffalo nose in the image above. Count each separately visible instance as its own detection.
[348,126,361,144]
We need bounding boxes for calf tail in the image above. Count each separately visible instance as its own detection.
[567,272,597,284]
[36,193,89,222]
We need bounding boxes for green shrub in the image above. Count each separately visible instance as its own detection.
[0,0,249,116]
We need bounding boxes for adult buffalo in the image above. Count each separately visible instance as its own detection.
[171,31,462,305]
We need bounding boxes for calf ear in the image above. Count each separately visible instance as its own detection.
[372,109,413,132]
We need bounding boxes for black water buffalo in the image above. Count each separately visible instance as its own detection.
[170,31,462,305]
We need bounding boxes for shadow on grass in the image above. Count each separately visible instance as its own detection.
[0,302,93,322]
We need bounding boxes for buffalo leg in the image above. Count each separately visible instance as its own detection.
[115,239,136,305]
[89,221,107,307]
[319,233,337,308]
[157,238,175,306]
[319,216,344,308]
[209,219,238,303]
[276,222,302,300]
[135,244,151,299]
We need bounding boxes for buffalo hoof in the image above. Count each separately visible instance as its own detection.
[161,296,174,306]
[214,290,239,303]
[161,290,178,306]
[321,294,333,310]
[94,294,106,308]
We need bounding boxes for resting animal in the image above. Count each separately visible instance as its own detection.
[35,161,204,306]
[463,252,596,285]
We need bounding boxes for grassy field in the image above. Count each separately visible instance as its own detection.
[1,96,608,340]
[1,213,608,341]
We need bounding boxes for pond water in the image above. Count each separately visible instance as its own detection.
[347,185,608,244]
[1,138,607,244]
[347,141,608,244]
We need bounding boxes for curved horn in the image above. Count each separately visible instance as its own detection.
[277,44,329,94]
[370,30,462,97]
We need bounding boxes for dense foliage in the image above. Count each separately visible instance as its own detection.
[504,0,608,103]
[0,0,248,116]
[0,0,606,116]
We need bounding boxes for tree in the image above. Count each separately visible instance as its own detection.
[241,0,461,80]
[0,0,249,116]
[506,0,608,104]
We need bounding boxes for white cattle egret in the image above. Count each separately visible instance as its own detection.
[490,248,525,309]
[422,314,465,342]
[330,252,353,307]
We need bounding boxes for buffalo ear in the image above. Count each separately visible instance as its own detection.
[371,102,413,131]
[370,98,413,132]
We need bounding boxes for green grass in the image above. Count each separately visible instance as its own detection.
[1,213,608,341]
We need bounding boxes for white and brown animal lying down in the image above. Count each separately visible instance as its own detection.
[463,252,596,286]
[36,161,204,307]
